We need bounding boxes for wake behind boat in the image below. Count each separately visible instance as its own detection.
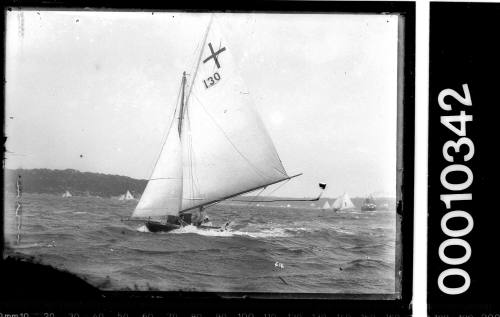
[128,17,309,233]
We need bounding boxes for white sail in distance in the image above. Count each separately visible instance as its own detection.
[181,18,289,211]
[332,193,355,211]
[322,201,331,210]
[125,190,134,200]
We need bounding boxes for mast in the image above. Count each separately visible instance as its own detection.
[178,71,187,136]
[132,71,185,219]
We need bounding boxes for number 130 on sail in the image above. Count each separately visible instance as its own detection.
[203,72,221,89]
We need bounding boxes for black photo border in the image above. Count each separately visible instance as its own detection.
[1,1,415,316]
[428,2,500,315]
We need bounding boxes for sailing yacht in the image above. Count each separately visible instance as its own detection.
[131,17,301,233]
[332,193,355,212]
[321,200,331,210]
[118,190,135,201]
[360,194,377,211]
[62,190,72,198]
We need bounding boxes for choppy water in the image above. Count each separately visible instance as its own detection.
[4,193,396,294]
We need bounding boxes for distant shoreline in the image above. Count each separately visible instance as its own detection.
[5,168,396,210]
[4,168,147,199]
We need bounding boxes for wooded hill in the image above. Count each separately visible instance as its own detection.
[4,168,146,198]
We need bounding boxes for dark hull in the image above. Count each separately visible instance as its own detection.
[361,205,377,211]
[145,221,180,233]
[145,221,223,233]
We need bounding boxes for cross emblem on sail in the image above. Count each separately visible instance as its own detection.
[132,17,292,222]
[202,42,226,69]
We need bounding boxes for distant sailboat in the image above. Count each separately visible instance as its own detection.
[332,193,355,212]
[119,190,135,201]
[131,17,301,233]
[361,194,377,211]
[321,201,331,210]
[62,190,72,198]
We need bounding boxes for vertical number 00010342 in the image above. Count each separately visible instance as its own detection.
[437,83,475,295]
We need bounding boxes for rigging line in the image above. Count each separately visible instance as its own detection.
[272,166,288,178]
[190,92,271,181]
[250,111,288,178]
[234,196,321,203]
[195,186,267,212]
[185,14,214,108]
[231,178,328,203]
[188,32,203,77]
[232,178,290,205]
[188,112,196,202]
[243,186,266,208]
[185,108,200,203]
[146,76,183,181]
[265,178,290,196]
[190,116,200,201]
[272,145,289,177]
[187,117,193,203]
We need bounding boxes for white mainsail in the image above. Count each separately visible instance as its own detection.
[133,17,290,220]
[322,201,331,209]
[62,190,72,198]
[332,193,355,211]
[181,20,289,211]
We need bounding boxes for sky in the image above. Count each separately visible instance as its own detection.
[5,11,400,198]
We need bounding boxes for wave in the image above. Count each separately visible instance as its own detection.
[136,225,149,232]
[125,248,184,256]
[85,224,137,240]
[170,225,291,238]
[125,246,229,256]
[11,242,43,249]
[26,224,48,232]
[135,222,355,239]
[8,193,397,293]
[52,209,71,214]
[28,232,75,241]
[342,258,393,271]
[135,224,292,238]
[334,228,355,235]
